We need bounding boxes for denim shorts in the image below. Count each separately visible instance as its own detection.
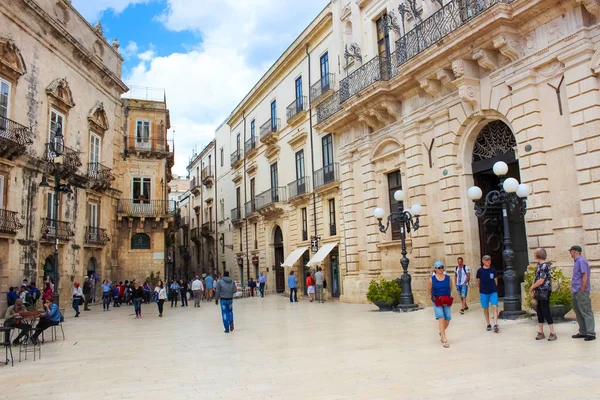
[456,284,468,298]
[479,292,499,309]
[433,304,452,320]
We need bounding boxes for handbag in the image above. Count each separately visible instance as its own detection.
[433,295,454,307]
[534,288,550,301]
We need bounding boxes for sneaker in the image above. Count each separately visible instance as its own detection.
[159,313,162,317]
[548,333,557,341]
[464,306,469,311]
[493,325,500,333]
[460,309,465,315]
[224,329,230,334]
[535,332,545,340]
[585,336,596,341]
[230,323,234,331]
[572,333,586,339]
[486,325,492,331]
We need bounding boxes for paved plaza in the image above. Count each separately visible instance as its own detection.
[1,296,599,399]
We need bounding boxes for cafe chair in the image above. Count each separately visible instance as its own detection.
[0,326,14,367]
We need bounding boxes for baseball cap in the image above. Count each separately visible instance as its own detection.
[569,245,582,253]
[433,261,444,269]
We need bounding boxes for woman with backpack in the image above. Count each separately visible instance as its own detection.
[529,248,557,341]
[429,261,454,349]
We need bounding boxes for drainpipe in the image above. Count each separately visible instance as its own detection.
[200,159,204,278]
[214,144,219,276]
[306,44,318,242]
[243,112,249,286]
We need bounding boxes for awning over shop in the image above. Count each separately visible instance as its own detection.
[281,246,308,267]
[306,243,338,267]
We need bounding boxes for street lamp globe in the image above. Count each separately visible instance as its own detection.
[467,186,483,201]
[503,177,519,193]
[410,204,423,216]
[492,161,509,176]
[516,183,531,198]
[393,190,405,202]
[373,207,386,219]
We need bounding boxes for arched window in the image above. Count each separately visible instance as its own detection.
[131,233,151,249]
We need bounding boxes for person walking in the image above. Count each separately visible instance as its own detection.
[288,271,298,303]
[101,279,112,311]
[454,257,470,314]
[569,245,596,341]
[170,280,180,307]
[112,284,120,308]
[429,261,453,349]
[529,248,557,341]
[258,272,267,298]
[83,277,92,311]
[132,280,144,319]
[306,272,315,302]
[476,255,499,333]
[191,276,204,308]
[72,282,83,317]
[179,279,188,307]
[315,267,325,303]
[205,274,214,301]
[155,280,167,317]
[248,277,257,297]
[215,271,237,333]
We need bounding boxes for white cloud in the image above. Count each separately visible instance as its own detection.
[72,0,152,20]
[137,49,156,61]
[121,41,139,58]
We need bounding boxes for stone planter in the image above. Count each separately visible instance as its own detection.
[550,305,571,321]
[373,301,394,311]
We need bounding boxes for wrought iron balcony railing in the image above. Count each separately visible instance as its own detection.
[117,199,176,217]
[231,207,242,222]
[88,162,114,190]
[245,136,257,154]
[316,90,341,124]
[286,96,307,122]
[231,149,242,166]
[0,209,22,234]
[125,136,174,155]
[245,199,257,216]
[314,163,340,190]
[201,222,214,236]
[310,73,335,103]
[339,54,398,104]
[190,177,201,192]
[44,143,83,177]
[84,226,110,246]
[41,218,74,241]
[256,187,287,209]
[259,118,281,140]
[0,115,34,160]
[288,177,310,200]
[329,223,337,236]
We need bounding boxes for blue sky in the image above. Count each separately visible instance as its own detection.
[72,0,329,175]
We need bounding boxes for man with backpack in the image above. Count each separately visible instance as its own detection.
[454,257,470,314]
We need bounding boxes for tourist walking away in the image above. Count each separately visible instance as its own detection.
[288,271,298,303]
[476,255,499,333]
[258,272,267,298]
[454,257,470,314]
[569,245,596,341]
[315,267,325,303]
[215,271,237,333]
[83,277,91,311]
[155,280,167,317]
[170,280,180,307]
[101,279,112,311]
[4,299,31,345]
[132,280,144,318]
[248,277,256,297]
[30,298,62,345]
[205,274,214,301]
[72,282,83,317]
[306,272,315,302]
[529,248,557,341]
[192,276,204,307]
[429,261,453,348]
[179,279,188,307]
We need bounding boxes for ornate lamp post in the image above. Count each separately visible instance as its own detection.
[373,190,422,311]
[467,161,530,319]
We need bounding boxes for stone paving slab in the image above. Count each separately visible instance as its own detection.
[0,296,598,399]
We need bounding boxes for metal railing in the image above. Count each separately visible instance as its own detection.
[88,162,114,181]
[310,73,335,103]
[41,218,74,241]
[288,177,310,200]
[286,96,307,122]
[259,118,281,139]
[201,222,214,235]
[245,199,257,215]
[190,177,200,191]
[245,136,257,154]
[329,223,337,236]
[314,163,340,190]
[231,149,242,165]
[44,143,83,176]
[231,207,242,222]
[117,199,176,217]
[256,187,287,209]
[84,226,110,245]
[339,54,398,104]
[0,115,34,157]
[316,90,341,124]
[125,136,174,154]
[202,166,213,180]
[0,209,22,234]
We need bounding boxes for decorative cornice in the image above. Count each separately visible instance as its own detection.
[472,48,499,72]
[46,77,75,109]
[576,0,600,17]
[88,101,109,132]
[0,37,27,81]
[287,130,308,151]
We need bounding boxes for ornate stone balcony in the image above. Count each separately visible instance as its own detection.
[244,199,258,220]
[191,227,201,243]
[201,222,214,237]
[286,96,307,125]
[190,176,201,195]
[0,115,34,160]
[40,218,75,242]
[84,226,110,246]
[202,165,214,187]
[256,187,287,218]
[125,136,174,160]
[0,209,23,234]
[259,118,281,146]
[88,162,114,192]
[44,143,83,180]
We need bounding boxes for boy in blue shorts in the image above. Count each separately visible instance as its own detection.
[476,255,499,333]
[454,257,470,314]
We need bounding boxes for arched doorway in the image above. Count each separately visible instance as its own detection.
[471,120,528,296]
[273,226,285,293]
[87,257,97,277]
[43,256,55,281]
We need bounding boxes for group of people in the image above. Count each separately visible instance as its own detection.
[4,296,62,346]
[286,268,327,303]
[167,274,216,308]
[429,245,596,349]
[7,279,53,310]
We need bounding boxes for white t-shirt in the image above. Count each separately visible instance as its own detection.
[455,266,471,286]
[155,286,168,300]
[315,271,324,285]
[191,279,204,291]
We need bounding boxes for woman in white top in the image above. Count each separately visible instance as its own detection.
[72,282,83,317]
[154,280,168,317]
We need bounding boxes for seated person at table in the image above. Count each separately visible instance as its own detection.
[4,299,31,345]
[30,298,61,344]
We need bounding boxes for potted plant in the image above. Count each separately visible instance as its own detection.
[524,262,572,321]
[366,279,401,311]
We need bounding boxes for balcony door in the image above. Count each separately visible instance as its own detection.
[132,177,151,213]
[295,76,303,112]
[89,132,101,177]
[320,52,329,91]
[250,178,255,212]
[135,120,151,150]
[46,192,57,235]
[88,202,99,241]
[0,78,10,127]
[236,186,241,212]
[322,134,334,184]
[376,13,391,78]
[295,150,305,195]
[48,109,65,158]
[270,162,279,202]
[270,101,277,131]
[0,175,4,210]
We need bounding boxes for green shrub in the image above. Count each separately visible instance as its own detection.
[524,262,572,309]
[366,279,402,306]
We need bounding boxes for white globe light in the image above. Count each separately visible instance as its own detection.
[467,186,483,201]
[516,183,531,198]
[503,177,519,193]
[373,207,386,219]
[411,204,423,216]
[493,161,509,176]
[394,190,406,202]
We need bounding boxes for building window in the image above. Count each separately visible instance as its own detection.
[132,177,151,202]
[49,109,65,143]
[135,120,151,149]
[236,186,241,209]
[322,134,333,167]
[320,52,329,88]
[295,150,305,181]
[328,199,336,236]
[131,233,151,249]
[0,78,11,119]
[220,147,224,166]
[239,227,243,251]
[0,175,4,209]
[236,133,241,152]
[89,132,101,166]
[88,202,99,228]
[295,76,303,108]
[387,170,402,240]
[301,207,308,241]
[376,13,391,58]
[270,100,277,130]
[251,120,255,139]
[254,223,258,249]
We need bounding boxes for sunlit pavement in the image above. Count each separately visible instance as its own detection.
[1,295,598,399]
